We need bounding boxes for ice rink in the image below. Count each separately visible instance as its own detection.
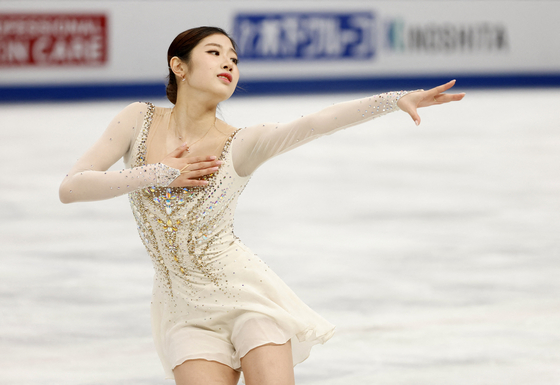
[1,88,559,384]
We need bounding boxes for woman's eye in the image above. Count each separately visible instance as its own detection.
[232,58,238,64]
[208,50,219,56]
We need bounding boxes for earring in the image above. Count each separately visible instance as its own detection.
[181,76,185,82]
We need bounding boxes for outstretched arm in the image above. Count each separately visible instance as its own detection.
[59,102,223,203]
[232,81,464,177]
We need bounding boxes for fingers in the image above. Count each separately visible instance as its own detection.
[427,80,456,101]
[178,157,222,175]
[171,155,221,173]
[429,80,465,105]
[168,142,190,158]
[409,109,421,126]
[186,180,209,187]
[433,79,456,94]
[184,167,219,178]
[179,161,221,175]
[435,93,466,104]
[186,159,223,171]
[171,176,210,187]
[170,156,223,187]
[169,164,221,187]
[185,155,218,163]
[164,150,227,187]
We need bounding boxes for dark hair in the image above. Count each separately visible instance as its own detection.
[166,26,238,104]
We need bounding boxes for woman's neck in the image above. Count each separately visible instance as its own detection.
[171,97,218,141]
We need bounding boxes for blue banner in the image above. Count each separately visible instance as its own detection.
[233,12,376,60]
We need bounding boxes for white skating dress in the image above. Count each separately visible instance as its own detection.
[63,91,408,378]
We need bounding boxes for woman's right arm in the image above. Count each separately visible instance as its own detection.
[59,102,222,203]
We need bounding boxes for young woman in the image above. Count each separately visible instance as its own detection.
[60,26,464,385]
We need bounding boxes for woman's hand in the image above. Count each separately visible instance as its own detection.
[397,80,466,126]
[161,143,223,187]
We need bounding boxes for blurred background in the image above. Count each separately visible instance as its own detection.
[1,1,559,385]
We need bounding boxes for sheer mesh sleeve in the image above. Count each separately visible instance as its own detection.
[59,102,180,203]
[231,91,411,176]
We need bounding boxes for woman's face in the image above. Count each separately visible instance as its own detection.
[183,33,239,101]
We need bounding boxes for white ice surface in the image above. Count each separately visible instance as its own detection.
[1,89,559,384]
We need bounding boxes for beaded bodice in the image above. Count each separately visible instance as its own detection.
[128,103,249,295]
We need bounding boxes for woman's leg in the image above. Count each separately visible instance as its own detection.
[173,359,240,385]
[241,341,295,385]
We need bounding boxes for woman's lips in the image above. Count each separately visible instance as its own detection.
[217,73,232,83]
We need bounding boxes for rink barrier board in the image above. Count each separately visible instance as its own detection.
[1,73,560,102]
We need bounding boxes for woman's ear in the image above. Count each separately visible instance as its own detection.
[170,56,186,81]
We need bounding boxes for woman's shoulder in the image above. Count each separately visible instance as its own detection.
[216,120,240,136]
[122,101,151,111]
[103,102,151,128]
[122,101,171,114]
[118,102,172,123]
[110,101,151,122]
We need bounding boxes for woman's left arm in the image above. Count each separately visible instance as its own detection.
[232,80,464,176]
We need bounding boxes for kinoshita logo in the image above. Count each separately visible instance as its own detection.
[384,18,509,54]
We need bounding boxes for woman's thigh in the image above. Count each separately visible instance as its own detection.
[173,359,240,385]
[241,341,295,385]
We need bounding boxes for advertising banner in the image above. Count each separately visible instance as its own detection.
[0,13,107,67]
[233,12,376,61]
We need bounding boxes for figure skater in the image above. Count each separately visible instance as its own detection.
[60,26,464,385]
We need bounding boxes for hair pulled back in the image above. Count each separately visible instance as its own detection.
[166,26,237,104]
